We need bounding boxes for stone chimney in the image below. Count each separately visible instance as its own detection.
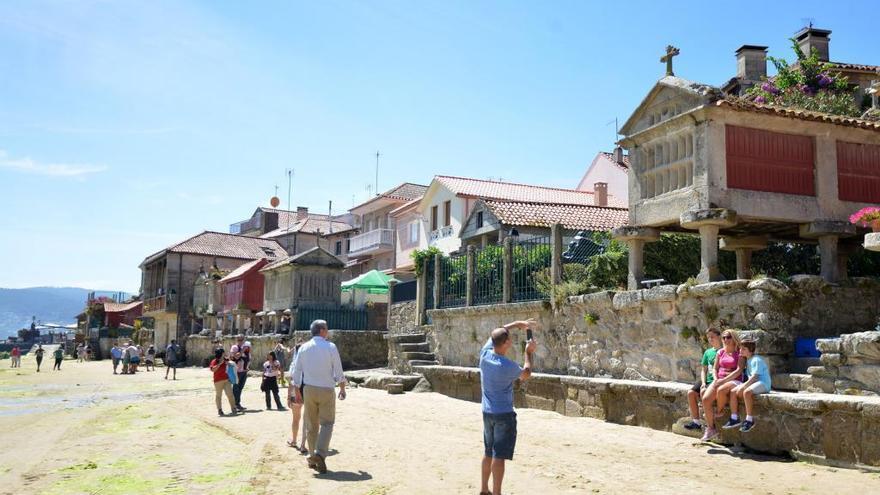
[794,27,831,62]
[735,45,768,81]
[612,146,625,165]
[296,206,309,221]
[594,182,608,207]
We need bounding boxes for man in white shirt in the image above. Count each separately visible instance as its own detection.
[291,320,346,474]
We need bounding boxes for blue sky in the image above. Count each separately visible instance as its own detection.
[1,1,876,293]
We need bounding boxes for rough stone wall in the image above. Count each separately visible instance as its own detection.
[811,330,880,395]
[186,330,387,370]
[425,277,880,383]
[416,365,880,468]
[388,301,417,335]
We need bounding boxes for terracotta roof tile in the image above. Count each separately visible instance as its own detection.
[598,151,630,171]
[435,176,627,208]
[716,99,880,131]
[165,232,286,260]
[484,200,629,231]
[828,62,880,72]
[382,182,429,201]
[219,258,268,283]
[103,301,143,313]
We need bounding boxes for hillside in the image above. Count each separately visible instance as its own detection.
[0,287,124,338]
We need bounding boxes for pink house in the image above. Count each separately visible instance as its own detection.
[576,148,630,204]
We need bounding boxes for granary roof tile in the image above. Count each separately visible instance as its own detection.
[483,200,629,231]
[435,176,627,208]
[218,258,268,283]
[159,231,286,261]
[716,98,880,131]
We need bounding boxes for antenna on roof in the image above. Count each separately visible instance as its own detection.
[606,117,619,142]
[800,17,815,29]
[375,150,381,196]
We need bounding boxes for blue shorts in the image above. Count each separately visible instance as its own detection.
[483,412,517,460]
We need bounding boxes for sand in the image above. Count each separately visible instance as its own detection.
[1,356,879,495]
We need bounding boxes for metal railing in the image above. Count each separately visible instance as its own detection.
[512,235,552,302]
[473,243,503,306]
[438,252,467,308]
[296,306,369,330]
[143,295,167,313]
[348,228,395,255]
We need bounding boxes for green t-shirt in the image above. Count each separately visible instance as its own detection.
[701,347,719,384]
[53,348,63,359]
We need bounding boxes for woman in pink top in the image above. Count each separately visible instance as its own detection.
[700,329,746,441]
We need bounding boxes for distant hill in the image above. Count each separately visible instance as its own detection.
[0,287,131,339]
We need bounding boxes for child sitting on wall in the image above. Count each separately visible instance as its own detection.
[721,340,771,433]
[684,327,722,430]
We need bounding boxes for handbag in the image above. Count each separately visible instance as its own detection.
[260,377,268,392]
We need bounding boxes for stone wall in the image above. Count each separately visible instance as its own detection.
[416,365,880,468]
[186,331,388,370]
[426,277,880,383]
[388,301,417,335]
[809,331,880,395]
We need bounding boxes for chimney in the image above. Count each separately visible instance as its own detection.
[296,206,309,221]
[263,211,279,233]
[612,146,625,165]
[735,45,768,81]
[594,182,608,207]
[794,27,831,62]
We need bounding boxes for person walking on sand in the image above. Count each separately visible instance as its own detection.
[261,351,286,411]
[287,339,307,454]
[274,339,289,387]
[53,346,64,370]
[292,320,347,474]
[76,343,85,363]
[10,346,21,368]
[34,345,45,372]
[478,319,537,495]
[145,344,156,372]
[165,340,180,380]
[110,344,123,374]
[230,335,248,411]
[210,349,237,417]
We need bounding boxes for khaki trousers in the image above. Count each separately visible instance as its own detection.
[214,379,236,411]
[303,385,336,458]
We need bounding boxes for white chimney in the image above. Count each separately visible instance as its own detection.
[296,206,309,221]
[735,45,768,82]
[594,182,608,207]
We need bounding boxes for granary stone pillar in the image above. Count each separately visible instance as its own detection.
[611,226,660,290]
[836,242,860,281]
[720,235,768,280]
[680,209,738,283]
[799,221,857,283]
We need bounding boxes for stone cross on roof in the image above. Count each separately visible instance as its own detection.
[660,45,680,76]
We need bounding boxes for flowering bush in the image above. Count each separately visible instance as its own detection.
[745,38,860,117]
[850,207,880,227]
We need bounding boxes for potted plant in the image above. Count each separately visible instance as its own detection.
[850,206,880,232]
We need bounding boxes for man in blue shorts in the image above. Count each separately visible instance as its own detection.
[479,319,537,495]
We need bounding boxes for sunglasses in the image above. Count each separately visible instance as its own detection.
[722,335,733,340]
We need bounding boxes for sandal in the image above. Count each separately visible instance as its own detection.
[286,440,297,448]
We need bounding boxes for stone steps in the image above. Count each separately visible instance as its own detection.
[399,342,430,352]
[403,351,435,361]
[408,359,440,367]
[385,333,427,344]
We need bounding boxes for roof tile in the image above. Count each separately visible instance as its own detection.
[435,176,627,208]
[166,232,286,260]
[484,200,629,231]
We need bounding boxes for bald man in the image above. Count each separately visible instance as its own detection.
[479,319,537,495]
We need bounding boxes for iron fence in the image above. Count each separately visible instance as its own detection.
[438,251,467,308]
[391,280,417,303]
[512,235,552,302]
[423,257,435,311]
[473,243,504,306]
[296,306,368,330]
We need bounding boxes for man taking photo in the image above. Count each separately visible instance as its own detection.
[479,318,537,495]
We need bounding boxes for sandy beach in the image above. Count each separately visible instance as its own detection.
[1,356,879,495]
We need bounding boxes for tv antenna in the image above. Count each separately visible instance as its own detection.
[606,117,619,142]
[374,150,381,196]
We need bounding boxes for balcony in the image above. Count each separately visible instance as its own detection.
[348,228,394,256]
[429,225,454,242]
[143,295,169,313]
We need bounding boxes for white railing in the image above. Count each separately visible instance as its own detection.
[429,225,454,242]
[348,228,394,254]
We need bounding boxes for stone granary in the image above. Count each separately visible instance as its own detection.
[259,246,345,332]
[613,72,880,289]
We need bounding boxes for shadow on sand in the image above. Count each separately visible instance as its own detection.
[316,470,372,482]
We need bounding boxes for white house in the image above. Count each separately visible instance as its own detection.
[576,148,629,204]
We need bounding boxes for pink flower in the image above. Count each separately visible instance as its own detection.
[849,206,880,226]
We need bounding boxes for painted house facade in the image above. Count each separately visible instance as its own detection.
[103,301,143,328]
[576,149,630,204]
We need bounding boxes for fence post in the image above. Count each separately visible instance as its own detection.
[466,245,475,306]
[416,259,427,325]
[502,237,513,303]
[433,253,442,310]
[387,279,397,331]
[551,223,563,286]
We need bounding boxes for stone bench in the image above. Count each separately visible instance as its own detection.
[414,365,880,468]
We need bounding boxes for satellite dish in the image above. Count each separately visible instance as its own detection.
[270,196,281,207]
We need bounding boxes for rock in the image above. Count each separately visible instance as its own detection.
[386,383,404,394]
[819,353,844,367]
[643,285,678,302]
[672,417,703,438]
[752,312,785,331]
[789,275,828,291]
[623,367,649,381]
[411,377,433,393]
[838,365,880,391]
[816,338,842,354]
[687,280,749,297]
[612,291,643,311]
[746,278,791,295]
[807,365,838,378]
[736,329,792,355]
[839,331,880,363]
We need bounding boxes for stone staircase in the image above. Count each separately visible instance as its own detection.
[385,331,438,373]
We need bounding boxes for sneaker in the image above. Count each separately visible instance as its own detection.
[313,454,327,474]
[218,409,225,417]
[740,420,755,433]
[683,420,702,430]
[700,427,718,442]
[722,417,742,430]
[307,455,318,470]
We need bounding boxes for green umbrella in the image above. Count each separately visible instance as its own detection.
[341,269,399,294]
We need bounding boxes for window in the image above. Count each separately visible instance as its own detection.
[335,241,342,256]
[476,211,484,229]
[431,205,438,231]
[409,222,419,243]
[443,201,451,227]
[345,239,351,253]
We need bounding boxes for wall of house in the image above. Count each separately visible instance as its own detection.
[416,365,880,467]
[422,187,468,254]
[576,155,629,204]
[425,276,880,383]
[263,264,343,311]
[393,208,425,273]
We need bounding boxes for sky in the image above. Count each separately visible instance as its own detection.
[0,0,876,293]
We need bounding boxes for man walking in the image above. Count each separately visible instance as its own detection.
[10,346,21,368]
[34,345,44,372]
[52,346,64,370]
[165,340,180,380]
[111,343,123,374]
[230,335,248,411]
[292,320,347,474]
[479,319,537,495]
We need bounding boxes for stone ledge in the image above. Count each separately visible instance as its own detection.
[427,301,549,318]
[679,208,737,229]
[414,365,880,467]
[865,232,880,252]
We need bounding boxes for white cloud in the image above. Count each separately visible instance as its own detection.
[0,149,107,178]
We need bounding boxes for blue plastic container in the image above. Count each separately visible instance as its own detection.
[795,337,821,358]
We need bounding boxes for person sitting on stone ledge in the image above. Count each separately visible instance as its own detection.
[722,340,771,433]
[684,327,722,431]
[701,329,746,442]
